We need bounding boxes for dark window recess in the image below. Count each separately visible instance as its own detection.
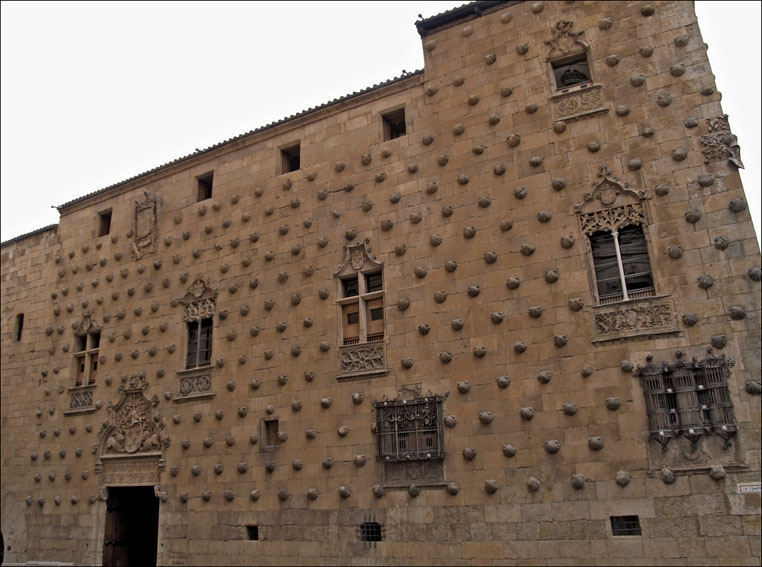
[98,210,112,237]
[342,277,359,297]
[552,54,591,90]
[197,172,214,202]
[382,108,406,140]
[370,307,384,321]
[365,273,383,293]
[347,311,359,325]
[638,352,737,451]
[281,143,300,173]
[186,318,213,369]
[15,313,24,341]
[590,224,654,303]
[246,526,259,541]
[610,516,642,536]
[75,334,87,353]
[360,521,383,543]
[264,419,279,448]
[374,394,445,462]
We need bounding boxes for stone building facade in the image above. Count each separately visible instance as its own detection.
[1,1,760,565]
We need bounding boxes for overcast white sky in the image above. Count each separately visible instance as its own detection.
[1,1,759,245]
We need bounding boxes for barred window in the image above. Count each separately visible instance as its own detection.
[373,395,445,462]
[611,516,642,537]
[638,352,736,450]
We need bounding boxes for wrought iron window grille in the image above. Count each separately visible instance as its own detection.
[373,393,446,462]
[637,351,737,452]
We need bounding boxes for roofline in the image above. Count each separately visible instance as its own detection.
[415,1,515,37]
[1,224,58,248]
[55,69,424,212]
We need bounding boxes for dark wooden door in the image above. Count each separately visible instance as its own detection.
[102,486,158,567]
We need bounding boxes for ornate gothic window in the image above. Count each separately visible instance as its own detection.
[576,165,655,305]
[373,394,445,462]
[335,243,389,380]
[637,352,737,452]
[181,279,216,370]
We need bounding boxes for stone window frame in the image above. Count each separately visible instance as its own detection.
[97,208,113,237]
[261,417,279,452]
[65,312,102,415]
[173,279,218,402]
[576,165,660,306]
[545,20,595,95]
[196,171,214,202]
[180,278,217,371]
[72,314,101,388]
[381,106,406,141]
[334,242,390,381]
[637,352,737,452]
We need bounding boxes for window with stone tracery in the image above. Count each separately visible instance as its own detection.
[577,166,656,305]
[181,279,217,370]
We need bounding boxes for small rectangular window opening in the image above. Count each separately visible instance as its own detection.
[611,515,642,536]
[264,419,279,448]
[342,277,359,298]
[347,311,359,325]
[280,143,300,174]
[382,108,406,141]
[98,210,112,237]
[370,307,384,321]
[246,525,259,541]
[75,335,87,353]
[197,172,214,202]
[365,273,383,293]
[552,53,591,91]
[360,522,383,542]
[15,313,24,341]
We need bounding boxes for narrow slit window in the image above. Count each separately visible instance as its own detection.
[264,419,279,448]
[98,210,112,237]
[382,108,406,140]
[197,172,214,202]
[280,143,300,174]
[246,526,259,541]
[15,313,24,341]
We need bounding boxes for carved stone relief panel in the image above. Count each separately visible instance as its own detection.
[592,296,679,342]
[700,114,743,168]
[133,190,161,259]
[552,85,608,122]
[383,460,444,486]
[101,456,161,486]
[180,278,217,322]
[99,374,164,456]
[338,343,389,380]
